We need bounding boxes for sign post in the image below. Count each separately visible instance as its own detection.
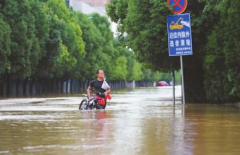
[172,70,175,105]
[180,56,185,104]
[167,12,192,105]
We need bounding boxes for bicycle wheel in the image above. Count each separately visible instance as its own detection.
[79,99,88,110]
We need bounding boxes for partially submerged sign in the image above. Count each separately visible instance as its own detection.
[167,13,192,56]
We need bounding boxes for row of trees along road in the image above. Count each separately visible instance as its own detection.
[106,0,240,103]
[0,0,167,96]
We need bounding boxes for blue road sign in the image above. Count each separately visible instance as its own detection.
[167,13,192,56]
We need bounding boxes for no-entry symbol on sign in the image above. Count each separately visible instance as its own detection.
[167,0,187,14]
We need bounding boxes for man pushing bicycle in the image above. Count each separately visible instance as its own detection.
[87,69,111,109]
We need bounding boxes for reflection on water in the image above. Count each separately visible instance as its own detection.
[0,86,240,155]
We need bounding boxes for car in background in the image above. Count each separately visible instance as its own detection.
[156,81,169,86]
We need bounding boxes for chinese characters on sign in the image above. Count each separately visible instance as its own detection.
[167,13,193,56]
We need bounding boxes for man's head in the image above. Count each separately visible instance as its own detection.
[96,69,104,79]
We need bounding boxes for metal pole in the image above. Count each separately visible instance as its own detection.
[172,70,175,105]
[180,56,185,105]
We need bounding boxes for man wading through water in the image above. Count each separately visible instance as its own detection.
[87,69,111,109]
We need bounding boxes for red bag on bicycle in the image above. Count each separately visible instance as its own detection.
[96,96,106,106]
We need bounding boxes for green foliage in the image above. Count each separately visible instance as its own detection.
[126,0,180,71]
[204,0,240,102]
[0,0,34,79]
[107,0,179,71]
[73,12,104,80]
[0,0,161,88]
[106,0,222,103]
[175,71,181,84]
[29,0,49,77]
[111,56,128,80]
[127,61,143,81]
[43,0,84,79]
[88,13,114,77]
[0,13,11,75]
[106,0,128,39]
[107,0,240,103]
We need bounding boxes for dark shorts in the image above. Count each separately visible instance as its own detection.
[88,101,106,110]
[95,104,105,109]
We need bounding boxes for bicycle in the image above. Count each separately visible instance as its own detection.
[79,91,109,110]
[79,95,97,110]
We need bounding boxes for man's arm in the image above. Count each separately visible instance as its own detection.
[87,86,92,99]
[105,87,111,95]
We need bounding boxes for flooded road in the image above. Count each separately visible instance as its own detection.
[0,87,240,155]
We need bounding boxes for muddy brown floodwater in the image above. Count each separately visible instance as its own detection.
[0,86,240,155]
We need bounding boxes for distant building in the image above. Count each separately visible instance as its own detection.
[69,0,106,16]
[75,0,109,7]
[66,0,117,37]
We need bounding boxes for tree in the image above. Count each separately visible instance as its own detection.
[127,60,143,81]
[74,12,105,80]
[89,13,115,77]
[107,0,219,103]
[0,13,11,76]
[0,0,37,80]
[0,0,170,97]
[106,0,128,40]
[204,0,240,102]
[29,0,49,77]
[36,0,84,79]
